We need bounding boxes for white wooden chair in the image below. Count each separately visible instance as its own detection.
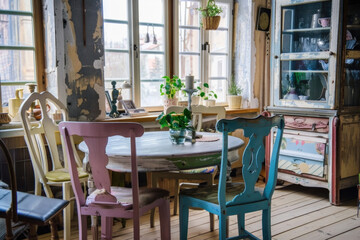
[150,105,226,231]
[19,91,88,240]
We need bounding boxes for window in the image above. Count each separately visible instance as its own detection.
[175,0,233,103]
[0,0,42,109]
[103,0,169,108]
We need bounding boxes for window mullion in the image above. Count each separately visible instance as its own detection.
[130,0,140,106]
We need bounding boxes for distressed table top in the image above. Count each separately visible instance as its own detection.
[79,131,244,172]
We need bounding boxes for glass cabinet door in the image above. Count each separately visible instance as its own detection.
[343,0,360,107]
[273,0,339,108]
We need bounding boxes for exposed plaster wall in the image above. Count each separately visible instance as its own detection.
[43,0,105,121]
[62,0,105,121]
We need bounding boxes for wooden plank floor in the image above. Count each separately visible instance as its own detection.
[38,183,359,240]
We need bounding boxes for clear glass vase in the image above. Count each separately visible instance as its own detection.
[169,129,187,144]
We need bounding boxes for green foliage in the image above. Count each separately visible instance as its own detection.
[228,77,242,96]
[197,0,223,17]
[160,75,184,99]
[196,83,218,100]
[156,108,192,130]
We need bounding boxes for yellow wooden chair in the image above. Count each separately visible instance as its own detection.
[19,91,88,240]
[150,105,226,231]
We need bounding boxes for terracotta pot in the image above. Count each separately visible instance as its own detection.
[227,95,242,109]
[202,16,221,30]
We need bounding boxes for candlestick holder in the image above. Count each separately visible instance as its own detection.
[183,89,197,143]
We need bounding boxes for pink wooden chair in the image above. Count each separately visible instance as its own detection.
[59,121,171,240]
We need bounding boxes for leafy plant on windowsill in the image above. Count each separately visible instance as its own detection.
[196,83,218,100]
[160,75,184,99]
[156,108,192,130]
[228,77,242,96]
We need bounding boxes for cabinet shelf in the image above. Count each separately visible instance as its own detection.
[346,25,360,29]
[282,27,331,34]
[283,70,328,74]
[346,50,360,59]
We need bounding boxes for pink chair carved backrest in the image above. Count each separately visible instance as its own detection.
[59,122,144,209]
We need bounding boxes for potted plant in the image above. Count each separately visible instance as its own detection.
[156,108,193,144]
[227,77,243,109]
[197,0,223,30]
[160,75,184,110]
[197,83,217,106]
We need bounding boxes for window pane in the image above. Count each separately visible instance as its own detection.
[0,0,31,12]
[209,30,227,53]
[209,79,227,102]
[1,84,31,105]
[139,25,164,51]
[179,28,200,52]
[139,0,164,24]
[141,81,162,107]
[209,55,227,78]
[104,52,130,80]
[179,0,200,27]
[104,23,128,50]
[140,53,165,80]
[0,50,35,82]
[179,55,200,79]
[0,15,33,46]
[103,0,127,21]
[217,2,230,28]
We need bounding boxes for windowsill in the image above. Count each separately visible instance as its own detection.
[0,108,259,138]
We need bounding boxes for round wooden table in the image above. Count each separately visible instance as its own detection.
[79,131,244,172]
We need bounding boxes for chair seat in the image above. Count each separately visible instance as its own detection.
[86,186,169,209]
[180,182,264,205]
[45,168,88,182]
[0,189,69,224]
[179,166,217,174]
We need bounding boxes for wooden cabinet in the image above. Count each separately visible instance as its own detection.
[267,0,360,205]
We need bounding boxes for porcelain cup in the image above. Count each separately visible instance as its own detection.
[318,17,331,27]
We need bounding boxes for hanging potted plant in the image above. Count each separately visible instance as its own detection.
[227,76,243,109]
[156,108,193,144]
[160,75,184,111]
[197,0,223,30]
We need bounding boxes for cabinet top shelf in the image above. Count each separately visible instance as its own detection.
[282,27,331,33]
[283,70,328,74]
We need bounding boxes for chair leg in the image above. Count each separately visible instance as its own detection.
[101,216,113,240]
[133,212,141,240]
[79,214,88,240]
[179,196,189,240]
[219,214,227,240]
[49,216,59,240]
[174,179,179,215]
[63,182,71,240]
[237,213,245,236]
[5,216,13,240]
[150,173,158,228]
[209,213,214,231]
[28,224,38,240]
[262,207,271,240]
[159,198,171,240]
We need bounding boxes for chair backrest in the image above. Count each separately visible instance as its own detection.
[216,115,284,207]
[0,139,18,222]
[59,122,144,209]
[166,105,226,132]
[20,92,82,186]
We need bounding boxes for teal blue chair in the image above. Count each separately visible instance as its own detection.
[179,115,284,240]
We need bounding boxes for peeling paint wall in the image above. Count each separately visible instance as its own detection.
[61,0,105,121]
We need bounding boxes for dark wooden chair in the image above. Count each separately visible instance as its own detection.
[0,139,69,240]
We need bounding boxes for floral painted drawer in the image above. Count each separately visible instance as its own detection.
[278,133,327,178]
[284,116,329,133]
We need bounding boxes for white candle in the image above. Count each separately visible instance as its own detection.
[185,75,194,90]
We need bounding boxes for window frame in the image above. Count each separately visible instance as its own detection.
[103,0,170,110]
[173,0,233,104]
[0,0,45,110]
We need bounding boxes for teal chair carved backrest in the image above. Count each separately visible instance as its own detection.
[179,115,284,240]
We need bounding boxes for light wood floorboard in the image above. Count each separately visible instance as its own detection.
[37,182,359,240]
